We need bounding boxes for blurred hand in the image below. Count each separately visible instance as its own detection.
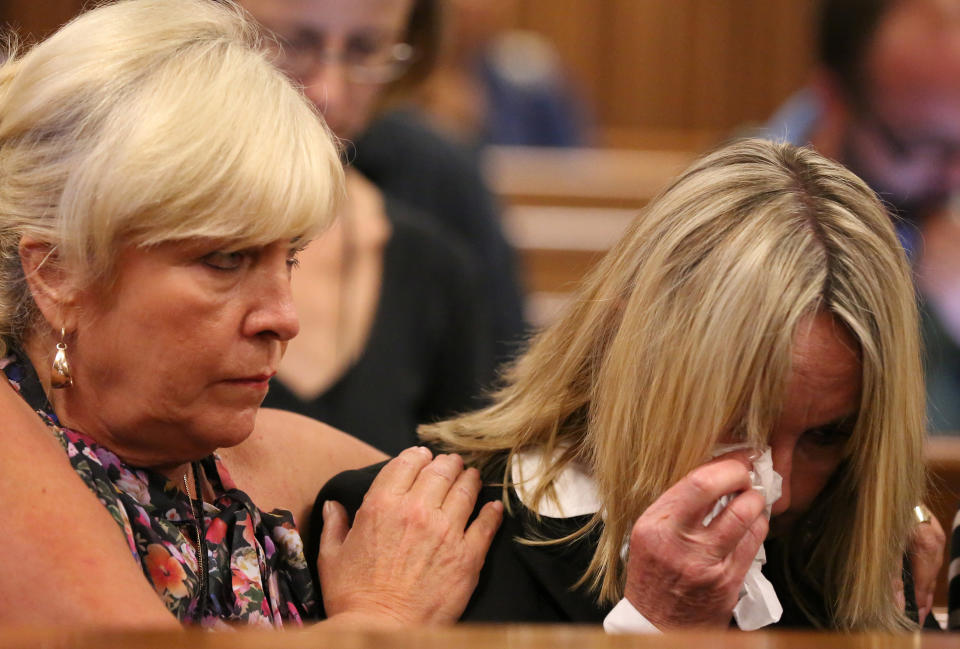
[623,452,768,630]
[318,447,503,626]
[907,509,946,624]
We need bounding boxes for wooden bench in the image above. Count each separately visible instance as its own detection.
[484,145,697,210]
[483,145,699,325]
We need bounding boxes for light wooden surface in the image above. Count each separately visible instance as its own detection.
[502,205,632,297]
[0,625,956,648]
[487,145,697,325]
[485,145,697,209]
[598,127,722,152]
[487,145,689,279]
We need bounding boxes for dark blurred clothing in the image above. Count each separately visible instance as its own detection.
[263,198,493,456]
[351,108,527,367]
[477,51,591,148]
[308,460,932,627]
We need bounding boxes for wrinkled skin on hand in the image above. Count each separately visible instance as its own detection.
[623,452,768,630]
[318,447,503,627]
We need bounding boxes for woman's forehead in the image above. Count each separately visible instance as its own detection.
[791,312,862,380]
[782,312,862,427]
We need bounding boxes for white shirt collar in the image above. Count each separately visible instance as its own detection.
[510,447,602,518]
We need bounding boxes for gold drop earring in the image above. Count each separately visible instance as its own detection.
[51,327,73,389]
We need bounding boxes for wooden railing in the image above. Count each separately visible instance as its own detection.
[0,625,957,647]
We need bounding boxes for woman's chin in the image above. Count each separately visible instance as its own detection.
[182,407,259,456]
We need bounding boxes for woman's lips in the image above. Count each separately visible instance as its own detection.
[223,372,275,388]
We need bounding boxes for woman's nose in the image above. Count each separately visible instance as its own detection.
[258,289,300,342]
[244,264,300,342]
[302,62,348,119]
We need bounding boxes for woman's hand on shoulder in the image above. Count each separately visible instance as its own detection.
[318,446,503,626]
[623,451,767,630]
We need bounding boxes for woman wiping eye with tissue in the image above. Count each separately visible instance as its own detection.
[310,139,937,632]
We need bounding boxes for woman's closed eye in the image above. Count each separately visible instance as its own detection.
[801,424,852,448]
[202,250,249,271]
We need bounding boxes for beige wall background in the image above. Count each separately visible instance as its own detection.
[0,0,818,146]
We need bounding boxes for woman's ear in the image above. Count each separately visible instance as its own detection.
[19,236,81,332]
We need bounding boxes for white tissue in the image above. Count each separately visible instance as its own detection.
[703,444,783,631]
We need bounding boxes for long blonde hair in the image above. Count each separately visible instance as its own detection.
[0,0,344,355]
[422,139,925,631]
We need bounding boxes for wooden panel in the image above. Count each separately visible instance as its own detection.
[513,0,605,107]
[605,0,693,130]
[0,0,83,42]
[598,125,721,151]
[765,1,819,109]
[724,0,816,127]
[509,0,815,135]
[487,144,691,325]
[3,1,817,135]
[520,247,602,295]
[688,0,736,130]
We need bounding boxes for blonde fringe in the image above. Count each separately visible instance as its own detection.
[0,0,343,356]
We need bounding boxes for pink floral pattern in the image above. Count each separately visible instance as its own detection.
[4,355,317,627]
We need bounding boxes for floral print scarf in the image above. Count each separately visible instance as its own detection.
[3,354,318,628]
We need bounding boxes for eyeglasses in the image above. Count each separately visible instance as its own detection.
[273,34,415,85]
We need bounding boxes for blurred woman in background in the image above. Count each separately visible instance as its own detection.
[244,0,527,455]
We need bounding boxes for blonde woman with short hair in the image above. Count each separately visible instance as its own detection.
[0,0,500,628]
[315,138,934,631]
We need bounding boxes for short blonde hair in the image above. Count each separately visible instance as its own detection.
[423,139,925,631]
[0,0,344,354]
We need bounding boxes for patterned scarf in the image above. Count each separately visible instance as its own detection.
[2,354,318,627]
